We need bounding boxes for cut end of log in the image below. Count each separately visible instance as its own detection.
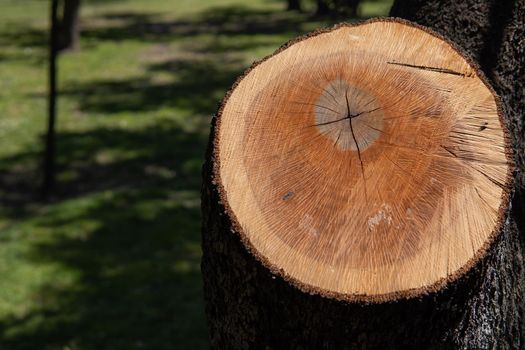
[213,18,513,302]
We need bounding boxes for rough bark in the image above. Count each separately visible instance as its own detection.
[201,1,525,348]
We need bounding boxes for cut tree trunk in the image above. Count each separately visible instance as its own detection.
[202,16,523,350]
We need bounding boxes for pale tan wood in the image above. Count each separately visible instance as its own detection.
[214,19,512,301]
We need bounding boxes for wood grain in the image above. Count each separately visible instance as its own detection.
[213,19,513,301]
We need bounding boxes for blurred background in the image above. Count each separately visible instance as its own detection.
[0,0,392,348]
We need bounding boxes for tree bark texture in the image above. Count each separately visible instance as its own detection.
[201,1,525,348]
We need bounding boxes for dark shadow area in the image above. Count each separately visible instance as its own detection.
[479,0,516,76]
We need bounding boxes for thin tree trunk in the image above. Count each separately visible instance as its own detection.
[43,0,59,198]
[202,1,525,348]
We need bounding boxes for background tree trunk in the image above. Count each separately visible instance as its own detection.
[58,0,81,51]
[43,0,82,197]
[201,1,525,348]
[336,0,360,17]
[287,0,302,11]
[316,0,330,16]
[43,0,60,198]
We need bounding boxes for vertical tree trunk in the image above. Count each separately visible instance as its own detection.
[43,0,59,198]
[202,3,525,348]
[58,0,81,51]
[287,0,302,11]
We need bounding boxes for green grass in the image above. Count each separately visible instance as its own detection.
[0,0,392,348]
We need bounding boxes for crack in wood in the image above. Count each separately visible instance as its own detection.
[334,129,342,147]
[346,87,368,201]
[387,61,469,77]
[441,145,505,189]
[311,106,382,127]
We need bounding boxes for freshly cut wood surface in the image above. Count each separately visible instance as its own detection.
[214,19,513,301]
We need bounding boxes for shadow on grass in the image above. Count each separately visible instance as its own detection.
[0,26,48,64]
[0,121,209,349]
[0,26,48,50]
[0,190,205,349]
[61,57,242,115]
[81,6,317,43]
[0,120,206,208]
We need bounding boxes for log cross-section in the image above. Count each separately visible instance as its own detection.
[211,19,513,302]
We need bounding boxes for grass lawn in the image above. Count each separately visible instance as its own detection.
[0,0,391,348]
